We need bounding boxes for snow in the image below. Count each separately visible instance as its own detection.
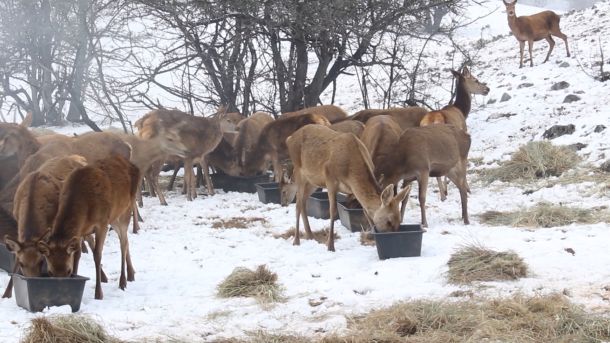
[1,1,610,341]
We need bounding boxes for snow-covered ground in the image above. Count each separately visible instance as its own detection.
[1,1,610,341]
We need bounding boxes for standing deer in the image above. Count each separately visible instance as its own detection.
[348,106,428,130]
[503,0,570,68]
[280,125,410,252]
[37,155,140,300]
[279,105,348,123]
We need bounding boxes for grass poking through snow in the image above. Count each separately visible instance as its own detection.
[21,315,122,343]
[447,243,528,285]
[217,265,284,304]
[211,216,268,229]
[274,227,339,245]
[479,202,610,228]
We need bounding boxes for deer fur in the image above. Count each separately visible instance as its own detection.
[330,120,365,137]
[280,125,410,251]
[233,111,275,175]
[349,106,428,130]
[136,109,223,201]
[0,123,42,194]
[38,155,140,300]
[503,0,570,68]
[384,125,471,227]
[280,105,348,123]
[243,113,330,181]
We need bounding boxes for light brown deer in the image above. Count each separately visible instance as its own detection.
[38,155,140,300]
[280,125,411,252]
[243,113,330,181]
[503,0,570,68]
[136,109,223,201]
[330,120,365,137]
[233,111,274,175]
[383,125,471,228]
[349,106,428,130]
[280,105,348,123]
[3,155,88,298]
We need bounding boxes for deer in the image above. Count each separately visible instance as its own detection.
[349,106,429,130]
[242,113,331,182]
[232,111,275,175]
[280,124,411,252]
[0,122,42,194]
[37,154,140,300]
[135,109,223,201]
[503,0,570,68]
[383,125,471,228]
[280,105,348,123]
[329,120,365,137]
[2,155,89,298]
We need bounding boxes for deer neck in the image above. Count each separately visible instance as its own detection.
[507,13,519,33]
[18,139,41,168]
[453,80,471,118]
[128,136,164,172]
[350,177,382,219]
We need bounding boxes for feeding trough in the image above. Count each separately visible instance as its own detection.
[0,243,15,273]
[211,173,271,193]
[306,191,346,220]
[12,274,90,312]
[255,182,282,204]
[373,224,424,260]
[337,201,370,232]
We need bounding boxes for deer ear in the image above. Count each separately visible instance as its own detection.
[462,66,471,77]
[395,184,412,203]
[66,237,80,255]
[450,69,461,78]
[37,241,50,256]
[4,236,21,253]
[380,184,395,206]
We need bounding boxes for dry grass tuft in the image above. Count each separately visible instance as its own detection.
[359,231,376,246]
[214,331,310,343]
[447,244,528,285]
[22,315,122,343]
[479,202,610,228]
[211,217,267,229]
[274,228,339,245]
[479,141,580,183]
[217,265,284,304]
[321,293,610,343]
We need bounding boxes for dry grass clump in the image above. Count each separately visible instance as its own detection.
[321,293,610,343]
[274,227,339,245]
[214,331,311,343]
[480,141,580,183]
[479,202,609,228]
[447,244,528,285]
[217,265,284,304]
[359,231,376,246]
[21,315,122,343]
[211,217,267,229]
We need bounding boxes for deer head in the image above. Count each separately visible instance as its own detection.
[0,129,21,158]
[37,233,80,277]
[157,124,189,158]
[503,0,517,17]
[370,184,411,232]
[279,162,297,207]
[451,67,490,96]
[4,235,46,277]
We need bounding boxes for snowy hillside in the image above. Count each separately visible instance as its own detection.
[1,1,610,342]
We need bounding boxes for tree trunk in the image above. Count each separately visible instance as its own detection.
[67,0,91,122]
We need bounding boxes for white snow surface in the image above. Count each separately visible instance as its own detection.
[2,1,610,341]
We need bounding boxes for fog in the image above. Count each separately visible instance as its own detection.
[519,0,603,11]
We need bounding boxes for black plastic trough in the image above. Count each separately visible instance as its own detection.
[373,224,424,260]
[0,243,15,273]
[12,273,90,312]
[255,182,282,204]
[211,173,271,193]
[337,201,370,232]
[307,191,342,220]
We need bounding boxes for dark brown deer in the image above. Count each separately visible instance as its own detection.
[243,113,330,181]
[383,125,471,228]
[280,125,410,252]
[503,0,570,68]
[0,122,42,197]
[37,155,140,300]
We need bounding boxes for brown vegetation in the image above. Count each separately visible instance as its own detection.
[217,265,283,304]
[479,202,610,228]
[447,243,528,284]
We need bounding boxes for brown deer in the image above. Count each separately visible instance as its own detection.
[330,120,365,137]
[234,111,274,175]
[503,0,570,68]
[243,113,330,181]
[136,109,223,201]
[349,106,428,130]
[3,155,88,298]
[37,155,140,300]
[280,125,411,252]
[383,125,471,228]
[280,105,348,123]
[0,122,42,194]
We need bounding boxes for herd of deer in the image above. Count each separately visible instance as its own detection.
[0,0,569,302]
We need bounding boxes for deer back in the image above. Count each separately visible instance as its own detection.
[360,115,403,182]
[330,120,365,137]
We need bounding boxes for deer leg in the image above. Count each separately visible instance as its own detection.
[554,31,570,57]
[148,163,168,206]
[326,186,338,252]
[201,156,215,195]
[1,263,19,298]
[544,36,555,63]
[399,180,412,221]
[418,173,430,228]
[131,202,140,234]
[72,246,82,276]
[93,227,109,300]
[527,40,534,67]
[447,169,470,225]
[436,176,447,201]
[113,211,133,290]
[136,181,144,208]
[167,165,179,191]
[294,182,303,246]
[184,159,195,201]
[301,183,317,239]
[84,235,107,282]
[519,41,525,68]
[272,155,282,183]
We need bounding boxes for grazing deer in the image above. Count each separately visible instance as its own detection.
[349,106,429,130]
[503,0,570,68]
[280,125,411,252]
[38,155,140,300]
[330,120,365,137]
[213,105,246,132]
[243,113,330,181]
[3,155,88,298]
[280,105,348,123]
[384,125,471,228]
[234,112,274,175]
